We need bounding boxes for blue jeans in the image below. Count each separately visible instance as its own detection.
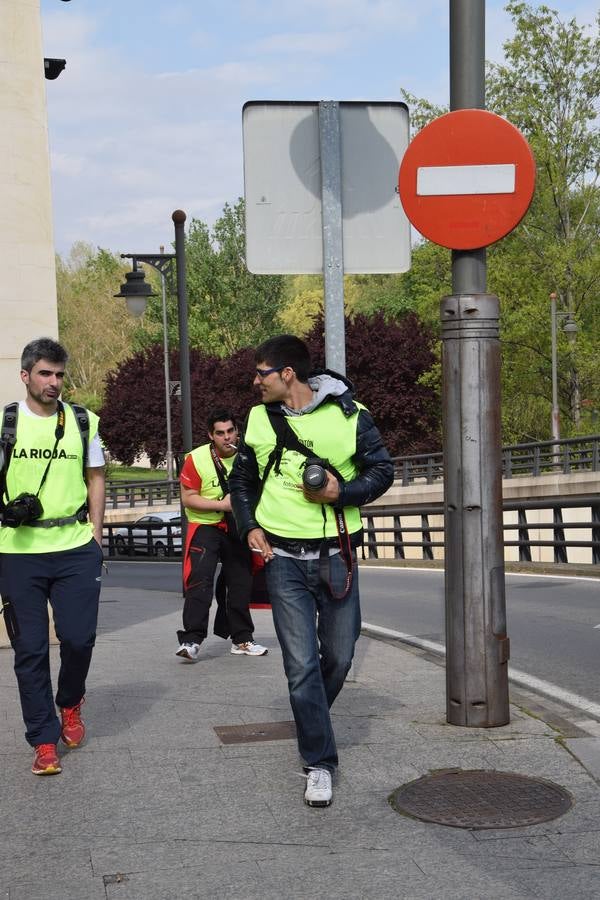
[0,540,103,746]
[265,551,361,773]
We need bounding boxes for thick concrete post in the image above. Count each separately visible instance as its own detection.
[442,294,509,726]
[0,0,59,649]
[0,0,59,406]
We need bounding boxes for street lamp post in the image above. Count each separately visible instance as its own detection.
[549,291,578,444]
[158,245,174,481]
[115,210,193,470]
[117,253,175,480]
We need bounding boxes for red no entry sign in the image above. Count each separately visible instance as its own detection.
[398,109,536,250]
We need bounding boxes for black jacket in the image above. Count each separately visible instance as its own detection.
[229,371,394,551]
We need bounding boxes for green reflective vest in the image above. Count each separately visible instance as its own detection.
[244,403,364,541]
[0,404,99,554]
[184,443,233,526]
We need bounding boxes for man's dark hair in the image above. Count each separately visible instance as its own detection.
[207,409,237,433]
[21,337,68,373]
[254,334,311,383]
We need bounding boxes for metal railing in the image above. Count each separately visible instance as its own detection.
[104,435,600,509]
[102,495,600,566]
[105,479,180,509]
[362,495,600,566]
[391,435,600,485]
[102,520,182,558]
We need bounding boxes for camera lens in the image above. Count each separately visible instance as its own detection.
[303,463,327,491]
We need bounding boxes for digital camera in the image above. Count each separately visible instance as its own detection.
[302,458,329,491]
[2,493,44,528]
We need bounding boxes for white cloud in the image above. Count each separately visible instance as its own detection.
[40,0,597,257]
[40,9,97,54]
[51,152,86,178]
[253,30,355,55]
[239,0,443,30]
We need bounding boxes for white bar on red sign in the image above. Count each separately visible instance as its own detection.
[416,164,516,196]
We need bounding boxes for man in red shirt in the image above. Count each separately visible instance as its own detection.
[175,409,267,661]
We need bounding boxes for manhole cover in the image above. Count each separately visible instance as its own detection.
[389,769,573,829]
[214,720,296,745]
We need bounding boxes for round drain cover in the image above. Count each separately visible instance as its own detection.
[389,769,573,829]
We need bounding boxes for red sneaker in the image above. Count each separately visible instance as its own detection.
[60,697,85,748]
[32,743,62,775]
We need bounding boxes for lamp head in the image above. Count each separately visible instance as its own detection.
[114,267,156,317]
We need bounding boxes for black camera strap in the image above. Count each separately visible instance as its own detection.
[209,443,240,540]
[33,401,66,500]
[1,400,89,504]
[2,401,65,508]
[209,443,230,496]
[263,409,354,600]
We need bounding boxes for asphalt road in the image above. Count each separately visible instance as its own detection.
[358,566,600,704]
[103,560,600,704]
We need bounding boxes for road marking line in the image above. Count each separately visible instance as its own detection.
[361,622,600,720]
[359,565,600,582]
[417,163,516,196]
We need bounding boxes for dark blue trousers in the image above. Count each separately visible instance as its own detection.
[0,539,103,746]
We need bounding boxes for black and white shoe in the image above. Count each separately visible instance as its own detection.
[175,642,201,661]
[230,640,268,656]
[304,767,333,807]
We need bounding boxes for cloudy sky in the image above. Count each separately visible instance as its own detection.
[40,0,597,256]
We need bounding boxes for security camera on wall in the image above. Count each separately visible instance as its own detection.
[44,58,66,80]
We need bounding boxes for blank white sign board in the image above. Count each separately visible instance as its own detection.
[243,101,411,274]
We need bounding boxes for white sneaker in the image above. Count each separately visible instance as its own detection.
[304,767,333,807]
[230,640,268,656]
[175,642,201,661]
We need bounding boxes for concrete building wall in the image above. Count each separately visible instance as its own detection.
[0,0,58,407]
[0,0,58,648]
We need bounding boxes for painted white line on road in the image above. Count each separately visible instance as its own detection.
[359,565,600,582]
[358,565,445,574]
[417,163,516,196]
[361,621,600,720]
[362,622,445,656]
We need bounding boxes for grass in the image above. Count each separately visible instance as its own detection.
[106,466,170,483]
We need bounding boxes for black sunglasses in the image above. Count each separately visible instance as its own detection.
[255,365,286,378]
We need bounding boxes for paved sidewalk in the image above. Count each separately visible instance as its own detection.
[1,585,600,900]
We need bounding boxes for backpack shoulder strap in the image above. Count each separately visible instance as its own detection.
[69,403,90,442]
[262,410,312,482]
[1,402,19,446]
[67,403,90,479]
[0,402,19,508]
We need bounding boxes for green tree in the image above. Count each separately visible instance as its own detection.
[56,243,137,411]
[487,2,600,438]
[398,3,600,442]
[137,199,285,357]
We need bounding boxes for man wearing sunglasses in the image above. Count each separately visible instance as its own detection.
[229,335,393,808]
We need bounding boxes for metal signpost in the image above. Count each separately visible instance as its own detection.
[399,0,536,727]
[243,100,411,374]
[318,101,346,373]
